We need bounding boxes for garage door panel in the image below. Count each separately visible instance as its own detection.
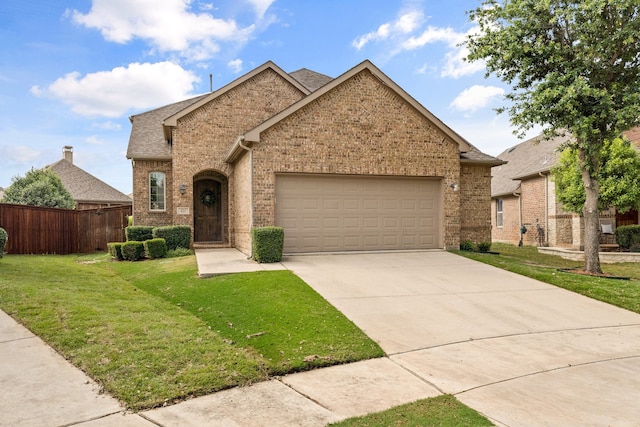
[275,175,441,253]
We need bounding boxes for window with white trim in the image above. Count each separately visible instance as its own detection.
[149,172,166,211]
[496,198,503,227]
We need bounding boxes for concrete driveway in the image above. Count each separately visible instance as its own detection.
[282,250,640,426]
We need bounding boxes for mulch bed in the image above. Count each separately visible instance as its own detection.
[558,267,630,280]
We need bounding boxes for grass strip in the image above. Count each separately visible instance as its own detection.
[0,254,382,410]
[454,243,640,314]
[108,259,384,375]
[329,395,493,427]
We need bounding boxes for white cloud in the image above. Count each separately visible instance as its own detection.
[68,0,257,61]
[32,62,199,118]
[227,58,243,73]
[401,26,460,50]
[85,135,105,145]
[247,0,275,19]
[0,145,42,165]
[450,85,505,113]
[92,121,122,131]
[353,10,424,50]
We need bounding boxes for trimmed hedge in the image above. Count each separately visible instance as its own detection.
[251,226,284,263]
[144,238,167,259]
[0,227,7,258]
[125,226,154,242]
[107,242,124,261]
[615,225,640,251]
[121,241,145,261]
[152,225,191,250]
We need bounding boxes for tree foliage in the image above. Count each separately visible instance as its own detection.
[1,168,76,209]
[466,0,640,273]
[553,138,640,213]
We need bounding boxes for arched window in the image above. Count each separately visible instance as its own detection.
[149,172,166,211]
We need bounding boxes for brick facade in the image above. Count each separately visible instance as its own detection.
[130,62,497,252]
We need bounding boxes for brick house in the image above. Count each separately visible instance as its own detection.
[127,60,503,254]
[48,146,132,210]
[491,132,640,249]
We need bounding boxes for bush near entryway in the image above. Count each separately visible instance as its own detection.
[251,226,284,263]
[0,227,7,258]
[144,238,167,259]
[125,226,154,242]
[121,241,145,261]
[152,225,191,250]
[107,242,124,261]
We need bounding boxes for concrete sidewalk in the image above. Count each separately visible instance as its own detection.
[3,248,640,426]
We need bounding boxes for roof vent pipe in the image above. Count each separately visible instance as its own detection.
[209,74,213,92]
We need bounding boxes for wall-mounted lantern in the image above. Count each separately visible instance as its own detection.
[179,184,187,195]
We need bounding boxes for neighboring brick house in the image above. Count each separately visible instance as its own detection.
[127,60,503,254]
[48,146,132,210]
[491,132,640,249]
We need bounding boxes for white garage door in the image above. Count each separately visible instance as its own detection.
[275,174,442,253]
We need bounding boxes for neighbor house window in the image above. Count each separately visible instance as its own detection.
[496,198,503,227]
[149,172,166,211]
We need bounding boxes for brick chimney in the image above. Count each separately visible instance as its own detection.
[63,146,73,164]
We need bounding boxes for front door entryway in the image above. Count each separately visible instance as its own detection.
[193,173,227,243]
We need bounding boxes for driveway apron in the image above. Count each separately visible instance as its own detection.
[282,251,640,426]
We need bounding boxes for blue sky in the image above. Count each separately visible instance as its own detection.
[0,0,538,194]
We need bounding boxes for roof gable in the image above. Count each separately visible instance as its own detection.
[227,60,500,164]
[161,61,311,141]
[47,160,131,204]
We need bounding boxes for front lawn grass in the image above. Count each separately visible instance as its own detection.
[0,254,382,410]
[329,395,493,427]
[455,243,640,314]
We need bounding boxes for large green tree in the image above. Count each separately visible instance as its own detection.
[1,168,76,209]
[466,0,640,273]
[553,138,640,214]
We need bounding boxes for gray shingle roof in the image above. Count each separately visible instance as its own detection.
[491,133,571,197]
[289,68,333,92]
[126,94,208,160]
[47,159,132,205]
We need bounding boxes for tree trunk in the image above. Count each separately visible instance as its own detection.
[578,148,603,274]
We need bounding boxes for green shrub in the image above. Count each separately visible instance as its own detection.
[477,242,492,252]
[125,226,154,242]
[167,247,194,258]
[0,227,7,258]
[107,242,124,261]
[615,225,640,250]
[121,241,145,261]
[251,226,284,263]
[460,240,474,251]
[152,225,191,250]
[144,238,167,259]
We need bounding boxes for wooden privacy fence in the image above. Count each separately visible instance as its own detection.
[0,203,132,254]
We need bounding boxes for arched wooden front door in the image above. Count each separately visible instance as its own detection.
[193,177,225,243]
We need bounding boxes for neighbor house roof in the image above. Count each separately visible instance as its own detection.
[289,68,333,91]
[47,158,132,205]
[491,133,571,198]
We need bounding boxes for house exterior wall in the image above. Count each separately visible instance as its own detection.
[519,175,547,245]
[233,152,252,254]
[460,164,493,244]
[547,178,574,247]
[491,194,521,245]
[131,159,173,226]
[248,69,463,249]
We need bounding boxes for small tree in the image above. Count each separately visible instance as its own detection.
[553,138,640,214]
[1,168,75,209]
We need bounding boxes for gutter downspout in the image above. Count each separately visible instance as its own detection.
[540,172,549,246]
[237,136,253,258]
[514,191,523,246]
